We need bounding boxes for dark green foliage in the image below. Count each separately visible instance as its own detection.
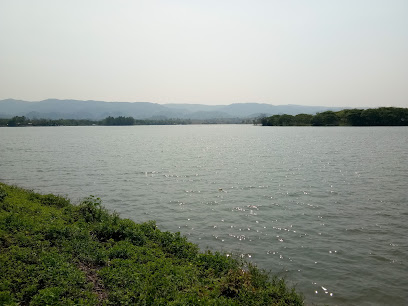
[6,116,27,127]
[0,116,191,127]
[0,182,303,305]
[0,116,98,126]
[278,114,294,126]
[0,118,9,127]
[196,251,239,277]
[152,230,199,260]
[344,107,408,126]
[93,218,148,246]
[77,195,108,223]
[28,192,70,208]
[0,186,7,202]
[261,107,408,126]
[261,113,315,126]
[294,114,313,126]
[344,109,364,126]
[261,115,280,126]
[101,116,191,126]
[101,116,135,125]
[311,111,339,126]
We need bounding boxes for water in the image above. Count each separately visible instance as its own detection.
[1,125,407,305]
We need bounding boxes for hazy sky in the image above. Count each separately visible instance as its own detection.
[1,0,407,107]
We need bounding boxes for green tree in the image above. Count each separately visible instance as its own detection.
[360,109,380,126]
[7,116,27,126]
[311,111,339,126]
[344,109,364,126]
[101,116,135,125]
[294,114,313,126]
[278,114,294,126]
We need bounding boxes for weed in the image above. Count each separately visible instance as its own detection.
[0,182,303,305]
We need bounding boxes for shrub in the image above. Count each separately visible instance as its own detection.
[0,183,303,305]
[77,196,108,223]
[0,187,7,202]
[28,193,70,208]
[196,251,239,277]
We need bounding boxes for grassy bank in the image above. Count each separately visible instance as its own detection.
[0,183,303,305]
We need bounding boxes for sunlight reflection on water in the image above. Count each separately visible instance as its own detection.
[1,125,408,305]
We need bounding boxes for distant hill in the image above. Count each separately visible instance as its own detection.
[0,99,346,120]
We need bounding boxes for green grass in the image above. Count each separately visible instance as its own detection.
[0,183,303,305]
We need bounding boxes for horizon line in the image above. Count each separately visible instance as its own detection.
[0,97,362,109]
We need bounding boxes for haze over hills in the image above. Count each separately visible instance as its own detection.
[0,99,347,120]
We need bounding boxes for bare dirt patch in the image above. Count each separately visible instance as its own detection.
[78,262,108,304]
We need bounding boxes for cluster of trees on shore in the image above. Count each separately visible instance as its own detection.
[0,116,191,127]
[2,107,407,127]
[261,107,408,126]
[100,116,191,125]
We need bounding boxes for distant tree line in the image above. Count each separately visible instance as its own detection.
[0,116,192,127]
[100,116,191,125]
[2,108,407,127]
[261,107,408,126]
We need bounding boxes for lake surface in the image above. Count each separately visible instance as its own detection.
[1,125,407,305]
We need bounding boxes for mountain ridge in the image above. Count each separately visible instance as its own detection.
[0,99,347,120]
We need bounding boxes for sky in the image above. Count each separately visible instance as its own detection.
[1,0,407,107]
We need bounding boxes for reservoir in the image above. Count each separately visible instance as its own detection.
[1,125,407,305]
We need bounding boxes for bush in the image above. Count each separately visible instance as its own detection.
[28,193,70,208]
[77,196,108,223]
[196,251,239,277]
[0,183,303,305]
[0,187,7,202]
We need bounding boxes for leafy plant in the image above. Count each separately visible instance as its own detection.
[0,182,303,305]
[0,187,7,202]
